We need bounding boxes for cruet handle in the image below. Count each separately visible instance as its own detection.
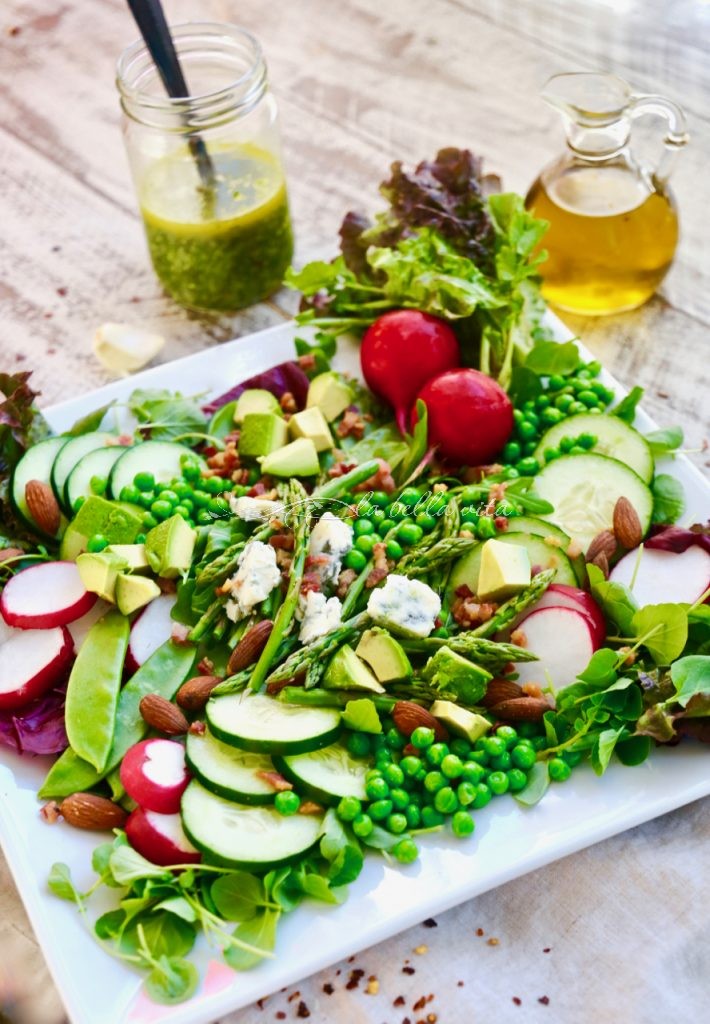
[628,93,689,186]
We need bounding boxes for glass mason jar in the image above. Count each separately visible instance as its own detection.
[117,23,294,313]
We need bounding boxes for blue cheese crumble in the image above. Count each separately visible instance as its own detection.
[367,574,441,638]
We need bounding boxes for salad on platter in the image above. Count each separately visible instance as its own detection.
[0,150,708,1007]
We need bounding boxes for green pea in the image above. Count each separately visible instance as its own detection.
[516,419,538,441]
[451,810,475,838]
[119,485,141,504]
[420,806,445,828]
[378,518,397,537]
[461,507,480,525]
[203,475,224,495]
[383,762,404,787]
[398,522,424,546]
[548,757,572,781]
[535,394,551,410]
[336,796,362,822]
[577,433,597,450]
[471,783,492,809]
[159,489,179,506]
[541,406,564,425]
[441,754,464,779]
[482,736,506,758]
[352,813,374,838]
[400,755,423,777]
[174,505,192,520]
[134,471,155,492]
[424,770,446,794]
[86,534,108,553]
[544,447,561,463]
[516,457,539,477]
[369,798,393,821]
[434,786,458,815]
[502,441,522,463]
[488,770,509,795]
[512,408,524,425]
[461,760,486,785]
[173,482,193,500]
[151,499,173,520]
[459,524,476,536]
[344,549,368,573]
[192,490,210,508]
[346,731,370,758]
[405,804,421,829]
[390,788,410,810]
[425,742,449,767]
[369,490,390,508]
[369,508,387,527]
[506,768,528,792]
[399,487,422,508]
[554,393,574,413]
[495,725,518,748]
[137,490,156,508]
[134,533,146,544]
[355,534,376,555]
[387,812,408,834]
[569,401,587,415]
[467,749,490,767]
[504,467,520,480]
[577,390,598,408]
[511,744,537,770]
[559,436,576,453]
[548,374,566,391]
[196,509,213,526]
[365,776,390,801]
[354,518,375,537]
[456,780,477,807]
[411,726,435,749]
[142,513,158,530]
[490,751,512,772]
[568,445,587,456]
[274,790,300,815]
[392,838,419,863]
[208,497,230,516]
[415,512,437,532]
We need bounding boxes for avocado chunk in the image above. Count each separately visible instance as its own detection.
[324,644,385,693]
[76,550,128,602]
[429,700,491,743]
[355,628,412,683]
[235,388,282,423]
[115,573,161,616]
[288,406,334,452]
[106,543,150,572]
[238,412,289,459]
[60,495,142,560]
[144,514,196,578]
[423,645,492,705]
[260,438,320,477]
[306,371,353,422]
[477,538,531,602]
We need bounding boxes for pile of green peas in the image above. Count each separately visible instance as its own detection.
[342,486,451,573]
[502,361,615,478]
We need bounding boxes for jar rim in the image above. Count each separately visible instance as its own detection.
[116,22,267,128]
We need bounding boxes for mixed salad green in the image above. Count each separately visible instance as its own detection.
[0,151,708,1007]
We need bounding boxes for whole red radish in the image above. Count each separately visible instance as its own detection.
[361,310,459,433]
[126,807,201,867]
[0,625,73,711]
[413,368,513,465]
[120,738,190,814]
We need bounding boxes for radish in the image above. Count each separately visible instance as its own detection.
[126,593,177,673]
[0,561,96,629]
[610,545,710,606]
[120,739,190,814]
[413,368,513,465]
[0,626,73,710]
[360,310,460,433]
[67,599,111,654]
[513,607,598,693]
[532,584,606,646]
[125,807,201,867]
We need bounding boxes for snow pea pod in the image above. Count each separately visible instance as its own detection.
[39,640,196,799]
[64,610,129,773]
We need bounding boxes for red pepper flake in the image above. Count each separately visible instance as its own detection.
[346,968,365,990]
[512,997,522,1006]
[543,947,551,953]
[394,996,406,1006]
[322,983,334,995]
[402,966,416,975]
[56,287,67,297]
[296,1001,310,1018]
[413,996,427,1012]
[538,996,550,1006]
[422,918,438,928]
[257,997,266,1009]
[275,1014,286,1021]
[476,928,484,937]
[457,981,464,987]
[287,991,301,1002]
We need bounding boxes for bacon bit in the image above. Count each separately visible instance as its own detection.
[413,996,427,1011]
[538,996,550,1006]
[327,460,357,479]
[365,541,392,589]
[298,800,323,815]
[279,391,297,414]
[487,937,500,946]
[394,995,406,1006]
[336,409,366,440]
[494,516,509,532]
[300,570,323,596]
[188,721,206,735]
[451,595,497,629]
[205,441,242,479]
[455,584,475,599]
[269,533,295,551]
[521,682,544,699]
[365,978,379,995]
[414,944,428,955]
[170,622,191,644]
[231,468,250,485]
[422,918,438,928]
[543,947,551,953]
[322,983,334,995]
[512,997,522,1006]
[298,353,317,372]
[476,928,485,936]
[40,801,60,824]
[246,481,269,497]
[510,628,527,648]
[287,991,301,1003]
[346,969,365,990]
[296,1001,310,1018]
[256,770,293,792]
[275,1014,286,1021]
[305,554,331,571]
[566,540,582,559]
[336,568,358,598]
[402,966,416,975]
[158,577,178,594]
[197,656,215,674]
[402,743,418,757]
[275,549,293,571]
[353,458,396,494]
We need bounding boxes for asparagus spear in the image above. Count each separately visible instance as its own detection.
[400,634,537,668]
[211,669,252,697]
[264,611,370,684]
[312,459,381,502]
[195,523,273,590]
[470,569,554,638]
[188,596,227,643]
[398,535,477,577]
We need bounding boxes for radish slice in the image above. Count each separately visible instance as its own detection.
[610,546,710,607]
[126,807,200,867]
[533,584,606,646]
[120,739,190,814]
[0,626,73,710]
[126,594,176,673]
[0,562,96,629]
[67,599,111,654]
[513,607,597,693]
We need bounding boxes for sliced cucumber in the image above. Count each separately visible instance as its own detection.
[448,532,577,599]
[503,515,585,585]
[64,446,129,511]
[51,432,116,508]
[181,781,323,869]
[273,742,368,806]
[10,437,67,538]
[535,453,653,552]
[185,730,277,805]
[535,413,653,483]
[109,441,205,499]
[206,693,342,754]
[207,401,238,441]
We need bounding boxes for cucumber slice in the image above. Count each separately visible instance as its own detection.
[185,730,277,805]
[273,742,368,806]
[207,401,238,442]
[503,515,585,586]
[64,446,128,511]
[51,432,116,508]
[181,781,323,869]
[535,413,653,483]
[535,453,653,552]
[206,693,342,754]
[109,441,205,499]
[448,532,577,599]
[10,437,67,538]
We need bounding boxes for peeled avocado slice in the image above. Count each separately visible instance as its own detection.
[429,700,491,743]
[60,495,142,561]
[115,573,161,615]
[355,629,412,683]
[144,514,196,578]
[323,644,385,693]
[238,413,288,458]
[306,371,353,422]
[235,389,282,423]
[288,406,334,452]
[106,543,150,572]
[76,550,128,602]
[477,538,531,602]
[260,438,320,477]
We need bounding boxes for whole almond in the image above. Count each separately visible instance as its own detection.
[588,550,610,578]
[481,677,524,709]
[25,479,60,535]
[392,701,449,742]
[59,793,127,831]
[227,619,274,674]
[613,496,643,549]
[139,693,189,735]
[176,674,222,711]
[490,697,550,722]
[586,529,617,563]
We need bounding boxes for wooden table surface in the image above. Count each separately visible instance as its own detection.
[1,1,708,1022]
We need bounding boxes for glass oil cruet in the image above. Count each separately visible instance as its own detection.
[525,72,689,316]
